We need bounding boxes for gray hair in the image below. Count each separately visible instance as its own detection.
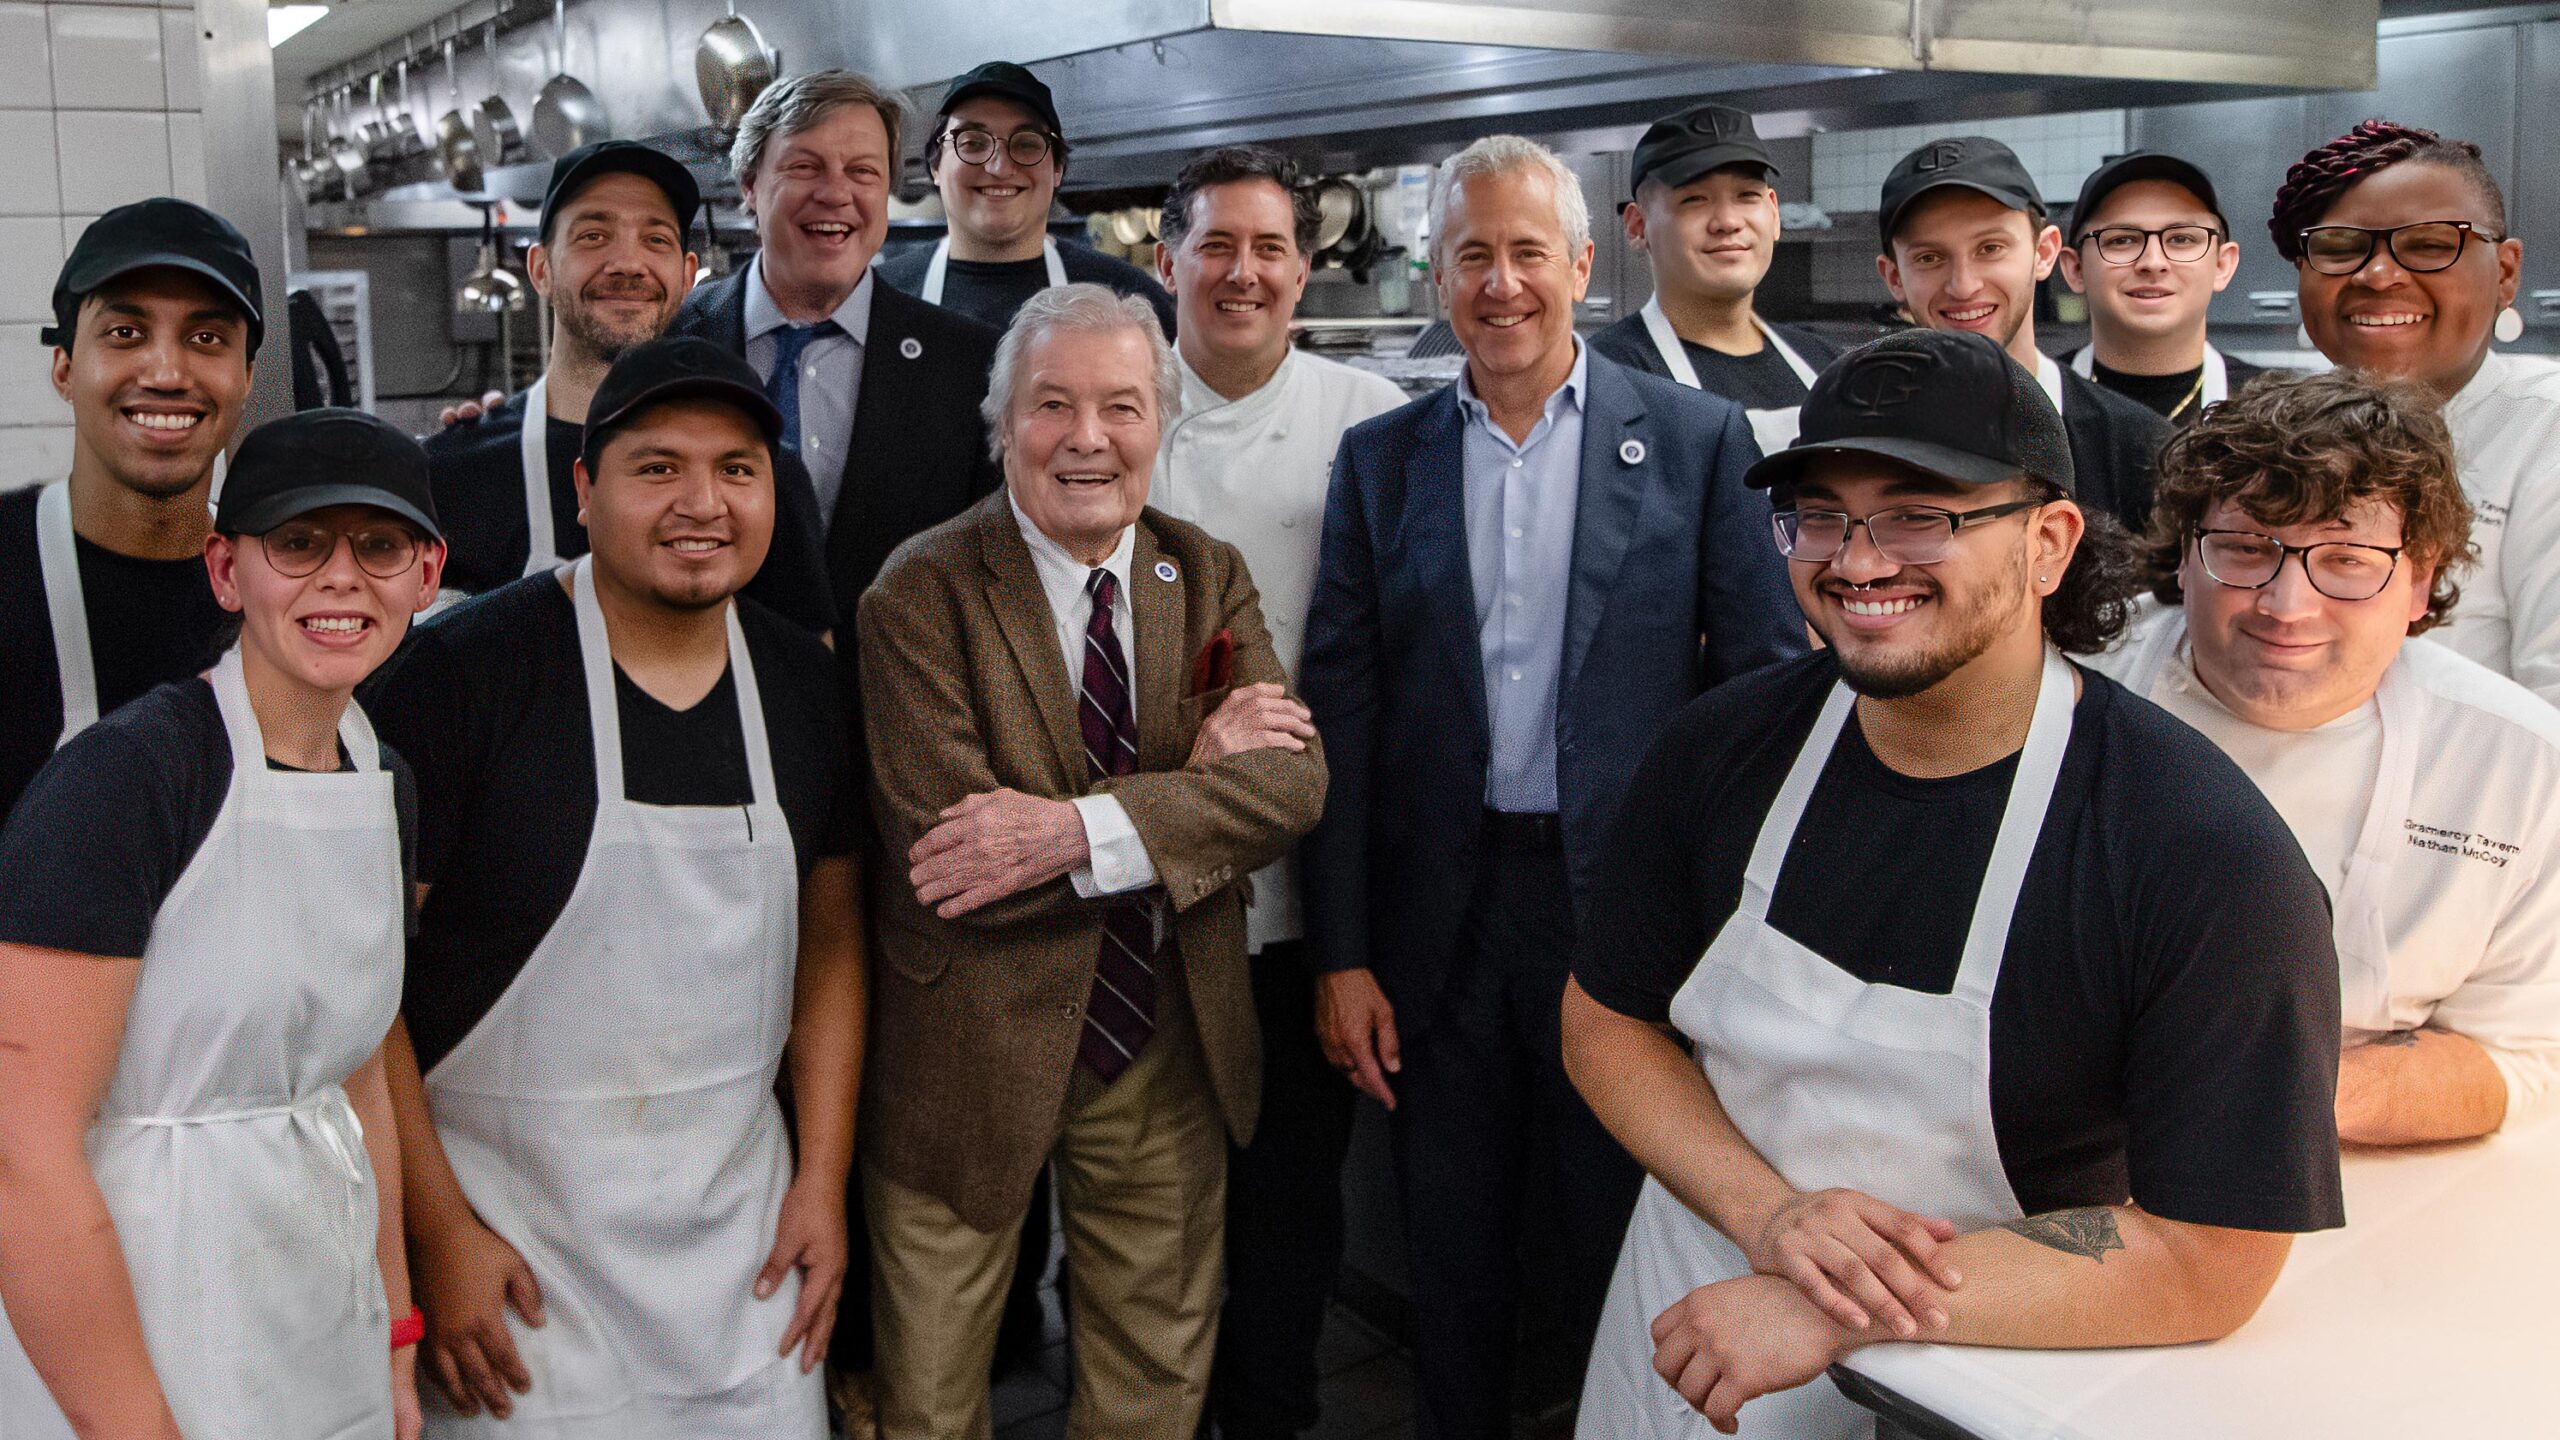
[729,70,906,188]
[982,284,1181,461]
[1428,134,1591,260]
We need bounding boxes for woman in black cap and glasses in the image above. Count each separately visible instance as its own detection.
[0,409,446,1440]
[2273,119,2560,705]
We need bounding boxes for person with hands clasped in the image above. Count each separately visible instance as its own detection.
[1565,328,2348,1437]
[0,409,448,1440]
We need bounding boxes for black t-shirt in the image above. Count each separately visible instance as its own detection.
[418,393,840,636]
[359,572,861,1071]
[0,485,233,827]
[0,678,418,959]
[2090,353,2274,427]
[875,237,1179,338]
[1574,653,2345,1232]
[1587,313,1846,409]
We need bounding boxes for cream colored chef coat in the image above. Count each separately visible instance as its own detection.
[2439,350,2560,704]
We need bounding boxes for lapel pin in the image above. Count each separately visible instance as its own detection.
[1155,559,1179,583]
[1619,438,1646,466]
[899,336,923,360]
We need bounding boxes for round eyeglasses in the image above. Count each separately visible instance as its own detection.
[2193,528,2403,601]
[1773,499,2042,566]
[944,127,1056,170]
[258,519,424,579]
[2079,224,2222,266]
[2297,221,2500,277]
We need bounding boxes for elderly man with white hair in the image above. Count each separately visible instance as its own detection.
[854,283,1327,1440]
[1299,134,1803,1436]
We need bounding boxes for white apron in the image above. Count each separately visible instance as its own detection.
[1580,649,2076,1439]
[2069,344,2230,417]
[420,557,817,1439]
[919,233,1067,305]
[517,375,565,577]
[2118,612,2413,1031]
[34,480,101,745]
[0,647,403,1440]
[1639,295,1820,455]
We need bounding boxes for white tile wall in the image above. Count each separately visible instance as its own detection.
[0,0,210,493]
[1811,110,2130,216]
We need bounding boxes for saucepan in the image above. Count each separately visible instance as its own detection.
[695,0,778,133]
[436,36,483,193]
[468,19,527,171]
[532,0,611,157]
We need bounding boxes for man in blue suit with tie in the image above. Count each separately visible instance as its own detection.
[1300,135,1805,1436]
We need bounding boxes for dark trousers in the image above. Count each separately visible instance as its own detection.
[1207,939,1360,1439]
[1392,833,1643,1440]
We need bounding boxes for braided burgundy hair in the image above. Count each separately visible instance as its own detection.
[2268,119,2506,261]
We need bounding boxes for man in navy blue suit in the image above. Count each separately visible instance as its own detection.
[1299,135,1805,1437]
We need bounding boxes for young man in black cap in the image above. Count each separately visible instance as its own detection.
[1875,136,2173,533]
[422,139,834,633]
[366,337,864,1440]
[875,60,1177,336]
[1563,329,2346,1436]
[0,197,260,825]
[1590,102,1842,453]
[2055,151,2269,425]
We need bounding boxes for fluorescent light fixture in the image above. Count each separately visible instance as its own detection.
[269,5,328,49]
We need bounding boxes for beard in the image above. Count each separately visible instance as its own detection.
[557,283,670,363]
[1816,558,2033,701]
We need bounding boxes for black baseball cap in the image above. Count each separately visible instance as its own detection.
[937,60,1062,135]
[1630,104,1778,198]
[215,408,440,538]
[45,197,263,357]
[1878,137,2045,249]
[2067,151,2226,243]
[539,139,702,244]
[1744,329,2074,496]
[581,336,782,467]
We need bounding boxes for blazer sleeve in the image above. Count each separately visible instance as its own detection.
[1695,401,1808,685]
[1296,432,1381,974]
[1095,541,1328,912]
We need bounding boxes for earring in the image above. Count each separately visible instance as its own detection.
[2496,306,2525,344]
[2297,323,2315,350]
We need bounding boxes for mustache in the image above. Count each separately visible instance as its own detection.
[581,279,668,303]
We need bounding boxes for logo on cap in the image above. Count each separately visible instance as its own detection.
[1914,141,1967,173]
[1685,109,1738,141]
[1836,352,1933,417]
[307,416,380,462]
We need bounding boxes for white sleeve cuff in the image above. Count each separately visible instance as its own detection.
[1069,794,1158,898]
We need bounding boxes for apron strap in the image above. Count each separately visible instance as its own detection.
[1758,320,1821,387]
[519,376,560,576]
[1639,295,1701,389]
[2200,346,2230,407]
[573,556,769,807]
[925,235,1071,303]
[1739,682,1859,912]
[724,602,777,810]
[1949,649,2077,1005]
[207,645,381,775]
[1042,235,1069,289]
[2032,352,2070,418]
[36,480,100,744]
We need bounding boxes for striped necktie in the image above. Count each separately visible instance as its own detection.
[1076,567,1156,1081]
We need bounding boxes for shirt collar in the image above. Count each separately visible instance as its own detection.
[1009,491,1136,609]
[1173,345,1296,433]
[1457,337,1587,431]
[743,255,873,347]
[2032,348,2068,416]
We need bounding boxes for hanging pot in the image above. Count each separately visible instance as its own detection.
[468,19,526,169]
[328,88,375,197]
[388,56,431,163]
[435,35,482,192]
[531,0,610,158]
[1310,178,1359,255]
[694,0,778,133]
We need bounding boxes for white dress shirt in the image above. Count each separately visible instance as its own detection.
[1009,496,1156,897]
[742,257,871,524]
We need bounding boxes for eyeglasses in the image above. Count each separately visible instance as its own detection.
[2193,528,2403,601]
[257,519,424,579]
[943,127,1056,170]
[2078,224,2222,266]
[2297,220,2501,276]
[1773,498,2042,565]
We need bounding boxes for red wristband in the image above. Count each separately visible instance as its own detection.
[389,1305,425,1350]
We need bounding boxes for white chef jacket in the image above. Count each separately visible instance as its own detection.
[1009,497,1155,899]
[1150,346,1407,950]
[2096,598,2560,1117]
[2438,350,2560,704]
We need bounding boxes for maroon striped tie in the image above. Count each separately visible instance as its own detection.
[1076,568,1156,1081]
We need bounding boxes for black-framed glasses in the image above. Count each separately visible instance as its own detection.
[1773,498,2042,565]
[2079,224,2223,266]
[2297,220,2501,276]
[943,126,1057,169]
[258,520,423,579]
[2194,528,2403,601]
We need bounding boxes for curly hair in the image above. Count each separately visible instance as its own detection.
[2268,119,2506,261]
[2141,370,2473,633]
[2039,482,2139,655]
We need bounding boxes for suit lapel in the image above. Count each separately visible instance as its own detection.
[1128,521,1187,774]
[703,269,750,354]
[1565,357,1650,693]
[831,283,898,558]
[1402,388,1491,743]
[977,500,1086,785]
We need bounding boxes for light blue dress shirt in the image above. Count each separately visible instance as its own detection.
[742,257,871,527]
[1457,341,1586,814]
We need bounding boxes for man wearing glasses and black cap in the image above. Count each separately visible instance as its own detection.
[366,337,865,1440]
[1590,103,1842,453]
[2055,151,2271,426]
[875,61,1177,336]
[0,198,261,827]
[1876,136,2173,533]
[1563,328,2346,1435]
[423,139,835,634]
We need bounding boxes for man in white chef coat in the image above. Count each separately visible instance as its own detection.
[2054,151,2270,428]
[1144,143,1407,1440]
[2095,368,2560,1143]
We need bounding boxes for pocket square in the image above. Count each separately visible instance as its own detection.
[1190,628,1234,696]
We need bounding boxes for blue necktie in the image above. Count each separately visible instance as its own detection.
[765,322,835,456]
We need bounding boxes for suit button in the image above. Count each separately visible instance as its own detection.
[1063,1002,1079,1019]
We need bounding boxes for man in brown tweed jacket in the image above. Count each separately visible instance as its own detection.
[855,284,1326,1439]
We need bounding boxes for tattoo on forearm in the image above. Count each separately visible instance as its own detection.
[2000,1207,2126,1263]
[2372,1028,2422,1047]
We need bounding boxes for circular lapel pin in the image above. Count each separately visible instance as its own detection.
[1155,559,1179,583]
[899,336,923,360]
[1618,438,1646,466]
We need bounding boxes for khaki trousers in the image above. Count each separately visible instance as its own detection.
[868,981,1227,1440]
